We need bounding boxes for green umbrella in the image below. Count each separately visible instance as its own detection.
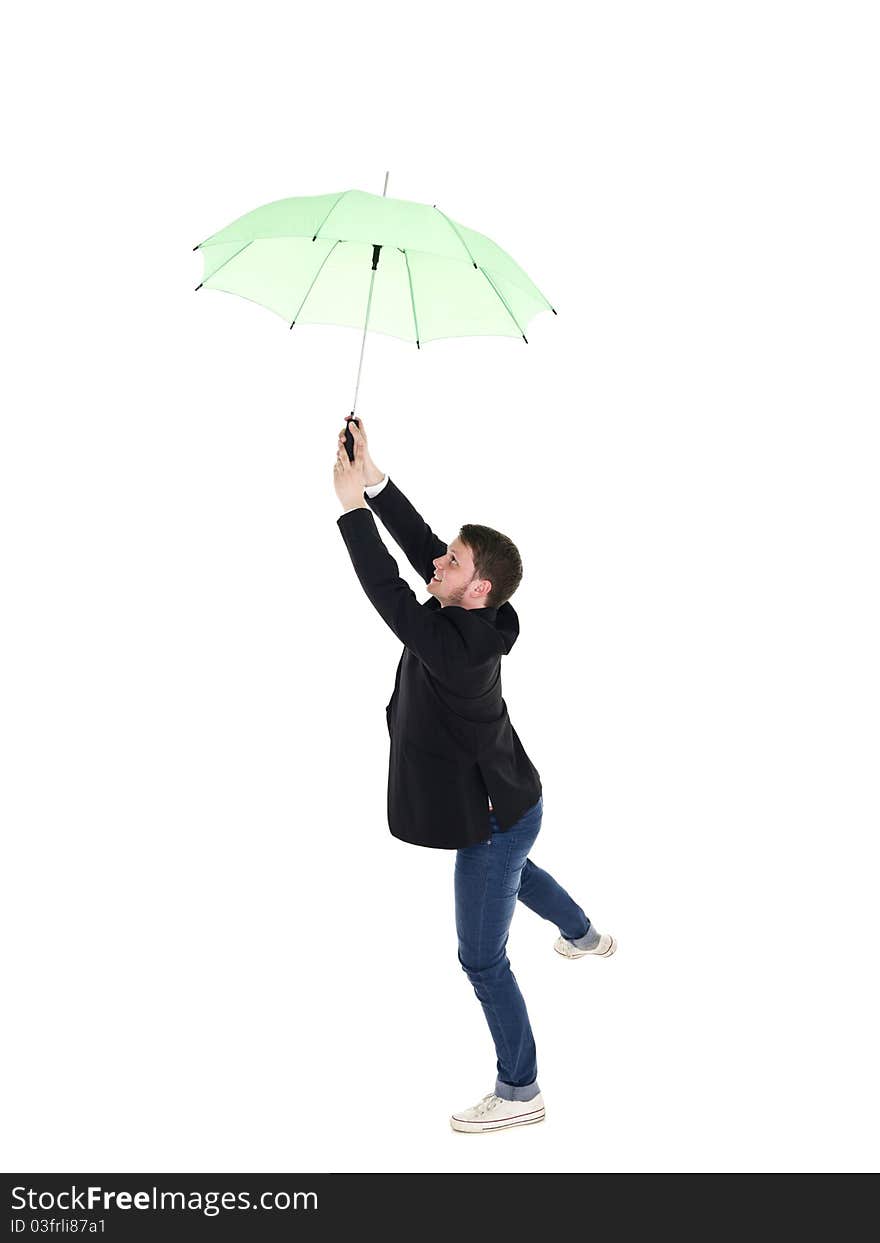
[194,173,556,454]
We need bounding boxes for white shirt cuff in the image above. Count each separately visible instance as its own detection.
[364,475,389,498]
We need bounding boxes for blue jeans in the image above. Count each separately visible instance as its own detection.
[454,796,596,1101]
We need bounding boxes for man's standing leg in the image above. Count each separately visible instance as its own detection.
[450,797,547,1133]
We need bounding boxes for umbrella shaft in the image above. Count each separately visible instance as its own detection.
[352,268,377,416]
[351,173,389,416]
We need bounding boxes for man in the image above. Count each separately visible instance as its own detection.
[333,419,616,1134]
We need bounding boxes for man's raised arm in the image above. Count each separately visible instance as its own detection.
[340,419,447,583]
[332,427,464,680]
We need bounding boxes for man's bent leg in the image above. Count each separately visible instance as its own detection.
[517,858,601,949]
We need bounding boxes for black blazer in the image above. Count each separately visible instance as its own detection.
[337,479,542,849]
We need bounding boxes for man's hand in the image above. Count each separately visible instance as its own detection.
[337,418,384,487]
[333,426,368,511]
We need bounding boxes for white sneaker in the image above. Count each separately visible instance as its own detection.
[554,931,617,959]
[450,1092,546,1134]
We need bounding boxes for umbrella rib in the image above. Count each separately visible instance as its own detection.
[290,240,342,326]
[312,189,352,241]
[195,240,253,290]
[432,206,478,268]
[403,251,420,348]
[433,205,557,315]
[528,276,558,315]
[478,267,529,343]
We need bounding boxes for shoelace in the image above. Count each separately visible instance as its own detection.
[473,1094,502,1117]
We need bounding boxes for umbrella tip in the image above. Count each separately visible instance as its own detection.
[552,307,557,315]
[417,340,420,349]
[195,283,203,291]
[311,234,317,241]
[289,321,295,329]
[522,334,528,344]
[192,244,200,251]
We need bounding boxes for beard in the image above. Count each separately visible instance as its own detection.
[440,576,474,608]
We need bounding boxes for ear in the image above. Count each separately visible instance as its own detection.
[473,578,492,598]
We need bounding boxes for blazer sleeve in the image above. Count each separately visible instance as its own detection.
[364,478,447,583]
[337,508,466,677]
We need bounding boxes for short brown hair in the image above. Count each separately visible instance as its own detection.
[459,524,523,608]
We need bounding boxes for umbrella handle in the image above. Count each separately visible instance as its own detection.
[344,414,360,462]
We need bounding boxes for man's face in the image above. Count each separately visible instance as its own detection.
[428,539,488,608]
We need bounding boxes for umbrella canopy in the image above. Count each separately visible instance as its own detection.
[195,189,556,346]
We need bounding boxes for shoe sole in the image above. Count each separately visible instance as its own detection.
[450,1107,546,1134]
[554,935,617,959]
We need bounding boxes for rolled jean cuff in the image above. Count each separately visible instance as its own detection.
[495,1078,541,1102]
[570,922,600,950]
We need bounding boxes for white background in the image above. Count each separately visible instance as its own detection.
[2,1,878,1175]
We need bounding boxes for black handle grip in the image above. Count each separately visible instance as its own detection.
[344,414,360,462]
